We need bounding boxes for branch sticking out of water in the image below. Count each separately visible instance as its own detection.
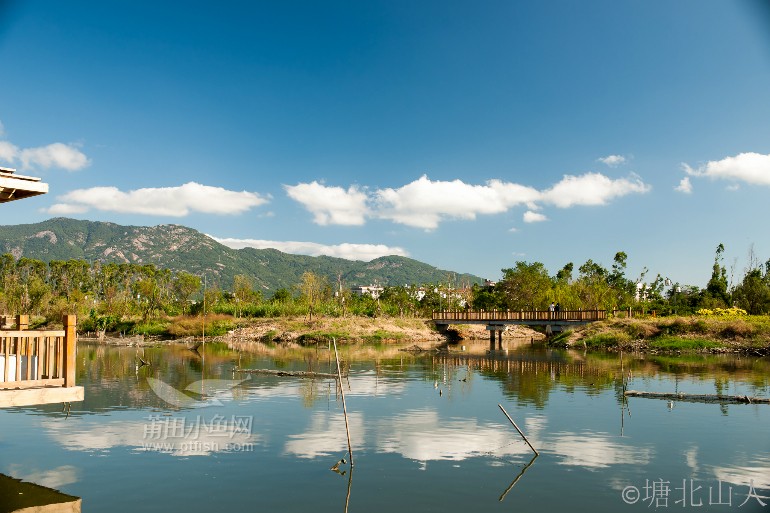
[234,368,343,379]
[624,390,770,404]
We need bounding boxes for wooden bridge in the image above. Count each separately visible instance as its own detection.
[432,309,609,350]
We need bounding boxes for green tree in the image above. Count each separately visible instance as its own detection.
[233,274,255,317]
[575,259,613,309]
[471,283,504,310]
[174,272,201,314]
[298,272,328,320]
[497,261,554,310]
[271,288,292,304]
[705,243,730,306]
[380,285,418,318]
[733,268,770,314]
[556,262,573,283]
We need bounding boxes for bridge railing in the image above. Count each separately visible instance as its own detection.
[432,309,608,322]
[0,315,77,390]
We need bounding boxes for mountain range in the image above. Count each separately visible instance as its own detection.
[0,218,483,291]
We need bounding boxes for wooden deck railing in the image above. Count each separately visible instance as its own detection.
[0,315,77,390]
[432,309,608,322]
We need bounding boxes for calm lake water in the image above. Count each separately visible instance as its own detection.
[1,339,769,512]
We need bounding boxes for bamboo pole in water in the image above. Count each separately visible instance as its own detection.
[498,404,539,456]
[334,338,354,468]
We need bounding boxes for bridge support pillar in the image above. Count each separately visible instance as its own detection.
[486,325,504,351]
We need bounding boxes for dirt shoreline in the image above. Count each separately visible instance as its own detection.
[81,316,545,347]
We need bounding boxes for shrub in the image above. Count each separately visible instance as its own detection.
[167,314,236,337]
[648,337,720,350]
[696,307,747,317]
[583,332,631,348]
[132,319,171,336]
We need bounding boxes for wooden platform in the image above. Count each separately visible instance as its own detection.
[0,385,84,408]
[0,315,82,408]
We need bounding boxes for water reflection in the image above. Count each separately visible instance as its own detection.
[285,412,365,459]
[375,409,533,463]
[547,431,653,468]
[3,465,78,490]
[686,447,770,489]
[43,415,258,457]
[61,342,770,415]
[498,454,538,502]
[1,340,766,512]
[0,472,81,513]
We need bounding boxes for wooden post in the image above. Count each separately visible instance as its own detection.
[63,315,77,388]
[14,315,28,380]
[16,315,29,331]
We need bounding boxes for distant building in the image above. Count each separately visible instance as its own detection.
[410,286,427,301]
[351,285,384,299]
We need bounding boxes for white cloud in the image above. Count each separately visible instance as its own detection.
[374,175,540,230]
[523,210,547,223]
[286,172,649,230]
[47,182,268,217]
[683,152,770,186]
[0,121,90,171]
[675,176,693,194]
[540,172,651,208]
[0,141,18,163]
[211,236,407,261]
[20,142,90,171]
[284,181,368,225]
[46,203,90,215]
[375,175,540,230]
[597,155,627,167]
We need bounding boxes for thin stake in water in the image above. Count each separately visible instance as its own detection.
[334,338,354,468]
[498,403,539,456]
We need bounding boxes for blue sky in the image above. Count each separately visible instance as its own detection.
[1,0,770,288]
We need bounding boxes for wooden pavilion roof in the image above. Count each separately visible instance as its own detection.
[0,166,48,203]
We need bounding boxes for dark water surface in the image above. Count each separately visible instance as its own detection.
[1,340,768,512]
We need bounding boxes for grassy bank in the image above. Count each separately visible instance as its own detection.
[551,315,770,354]
[77,313,541,346]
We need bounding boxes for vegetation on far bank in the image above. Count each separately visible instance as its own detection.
[551,313,770,354]
[2,242,770,354]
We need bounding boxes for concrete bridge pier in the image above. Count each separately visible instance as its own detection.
[487,325,504,351]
